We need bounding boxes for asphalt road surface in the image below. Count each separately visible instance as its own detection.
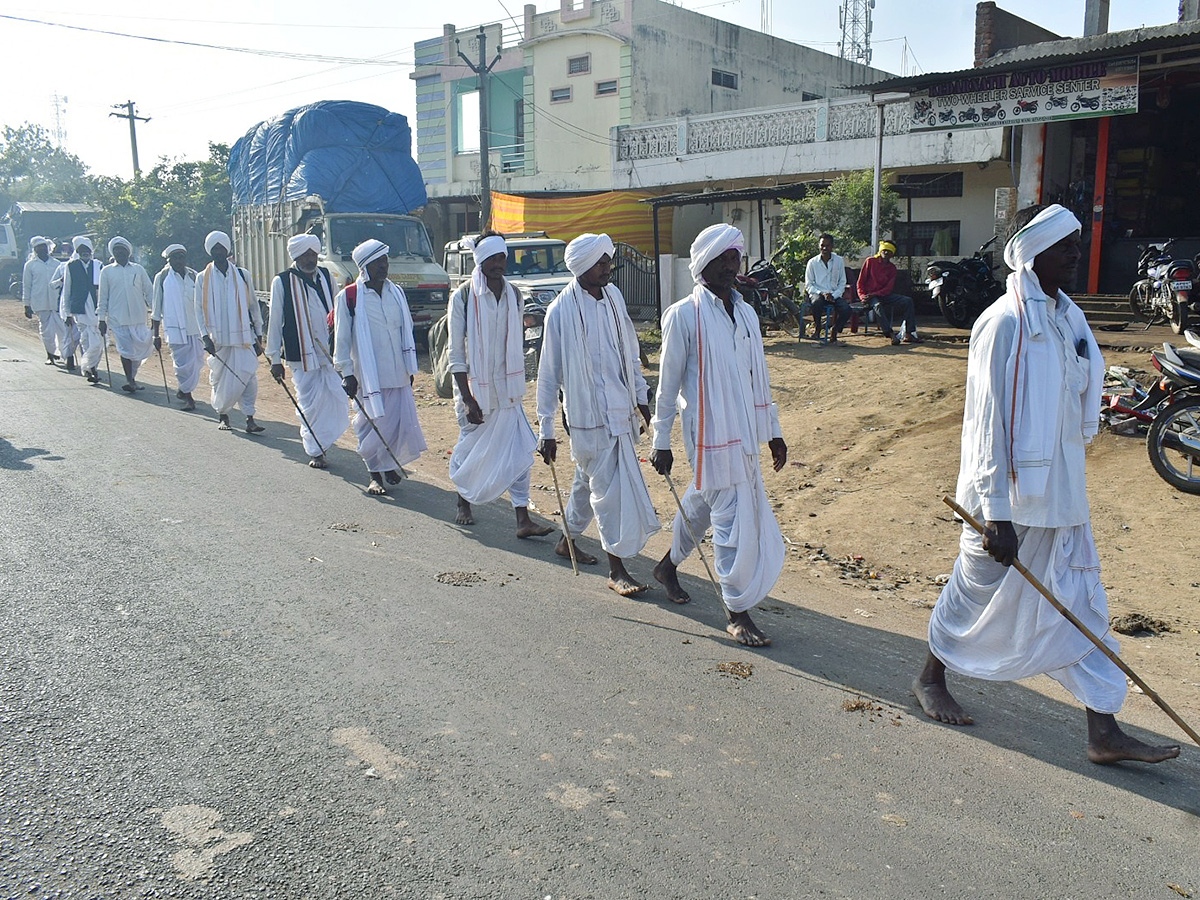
[1,321,1198,899]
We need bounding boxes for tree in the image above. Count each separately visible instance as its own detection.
[775,170,900,287]
[0,123,94,211]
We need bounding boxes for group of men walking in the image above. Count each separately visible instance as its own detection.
[18,207,1182,765]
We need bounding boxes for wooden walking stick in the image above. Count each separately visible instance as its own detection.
[547,456,579,576]
[663,473,725,606]
[156,346,171,406]
[943,495,1200,748]
[101,332,113,387]
[350,394,406,479]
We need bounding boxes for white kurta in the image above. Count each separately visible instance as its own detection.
[23,255,65,356]
[804,252,847,300]
[99,261,153,370]
[538,282,659,558]
[57,259,104,370]
[930,292,1126,713]
[652,290,784,611]
[196,263,261,416]
[267,270,348,457]
[153,267,203,393]
[446,280,536,507]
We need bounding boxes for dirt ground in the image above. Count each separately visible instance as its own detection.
[6,302,1199,720]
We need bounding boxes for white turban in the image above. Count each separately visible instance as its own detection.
[1003,204,1082,334]
[204,231,231,255]
[287,233,321,261]
[30,235,48,249]
[463,234,507,269]
[72,235,93,252]
[564,233,615,277]
[352,239,389,271]
[162,243,186,259]
[108,236,132,255]
[689,223,745,285]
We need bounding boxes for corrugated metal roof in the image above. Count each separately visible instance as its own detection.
[9,201,96,214]
[855,19,1200,93]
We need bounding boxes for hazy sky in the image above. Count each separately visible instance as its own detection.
[2,0,1180,178]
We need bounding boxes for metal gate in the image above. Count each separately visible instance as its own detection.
[612,242,657,322]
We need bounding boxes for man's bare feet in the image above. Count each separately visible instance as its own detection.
[384,469,402,485]
[555,535,597,565]
[218,414,233,431]
[607,555,647,596]
[912,652,973,725]
[1086,711,1180,765]
[515,507,553,538]
[456,495,475,525]
[367,473,388,496]
[309,455,328,469]
[726,609,771,646]
[653,553,690,604]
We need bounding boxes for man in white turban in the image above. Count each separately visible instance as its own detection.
[333,238,426,495]
[266,233,348,468]
[56,235,104,381]
[651,223,788,646]
[98,236,154,392]
[446,230,553,538]
[22,236,66,365]
[152,244,202,410]
[914,203,1179,767]
[536,232,659,595]
[195,230,265,432]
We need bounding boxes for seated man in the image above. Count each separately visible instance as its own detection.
[804,233,851,345]
[857,240,922,345]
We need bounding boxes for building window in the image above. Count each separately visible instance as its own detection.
[595,79,618,97]
[456,90,479,153]
[550,87,572,103]
[896,172,965,198]
[712,68,738,90]
[892,221,960,257]
[568,55,590,76]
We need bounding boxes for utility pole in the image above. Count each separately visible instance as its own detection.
[457,29,501,229]
[110,100,150,178]
[52,93,68,148]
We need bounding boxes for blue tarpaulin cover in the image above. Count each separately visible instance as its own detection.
[229,101,427,214]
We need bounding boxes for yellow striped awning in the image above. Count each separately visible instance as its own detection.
[490,190,671,256]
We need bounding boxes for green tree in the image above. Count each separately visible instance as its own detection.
[775,169,901,287]
[0,123,94,211]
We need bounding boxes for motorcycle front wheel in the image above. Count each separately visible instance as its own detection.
[1146,395,1200,494]
[1170,299,1191,335]
[1128,280,1166,324]
[937,290,975,329]
[775,292,802,338]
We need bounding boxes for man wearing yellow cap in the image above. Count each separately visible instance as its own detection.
[857,240,922,345]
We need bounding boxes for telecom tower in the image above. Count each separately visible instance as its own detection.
[838,0,874,66]
[761,0,772,34]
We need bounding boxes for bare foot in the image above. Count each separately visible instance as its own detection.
[912,677,974,725]
[555,535,597,565]
[726,610,771,646]
[607,576,648,597]
[245,417,265,434]
[308,455,328,469]
[384,469,402,485]
[367,478,388,496]
[218,415,233,431]
[515,508,553,538]
[653,554,690,604]
[456,496,475,526]
[1086,712,1179,765]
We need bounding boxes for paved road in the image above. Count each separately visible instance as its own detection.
[1,321,1197,899]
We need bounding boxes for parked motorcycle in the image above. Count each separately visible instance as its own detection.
[1146,331,1200,493]
[925,236,1006,329]
[1128,238,1198,334]
[737,256,803,338]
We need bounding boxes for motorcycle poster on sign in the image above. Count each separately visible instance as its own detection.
[909,57,1138,130]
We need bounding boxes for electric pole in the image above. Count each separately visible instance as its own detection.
[110,100,150,178]
[457,29,501,229]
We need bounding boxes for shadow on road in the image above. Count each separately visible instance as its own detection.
[0,437,65,470]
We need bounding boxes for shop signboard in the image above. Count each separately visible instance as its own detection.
[908,56,1138,130]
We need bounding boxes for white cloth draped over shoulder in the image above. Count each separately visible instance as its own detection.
[154,266,200,344]
[333,277,418,419]
[195,263,258,348]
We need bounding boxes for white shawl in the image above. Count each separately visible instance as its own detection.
[465,279,524,412]
[200,263,254,347]
[556,280,640,434]
[161,267,190,345]
[351,277,417,419]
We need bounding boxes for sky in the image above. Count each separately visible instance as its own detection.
[2,0,1181,178]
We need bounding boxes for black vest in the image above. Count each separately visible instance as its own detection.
[67,258,98,315]
[277,266,333,362]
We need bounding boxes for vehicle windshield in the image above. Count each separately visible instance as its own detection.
[507,244,569,276]
[327,217,435,262]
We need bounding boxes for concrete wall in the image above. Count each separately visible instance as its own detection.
[974,1,1062,66]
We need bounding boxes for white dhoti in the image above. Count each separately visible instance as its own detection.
[929,522,1126,714]
[566,433,659,558]
[209,345,259,416]
[35,310,66,358]
[72,306,104,371]
[111,323,152,376]
[293,365,350,457]
[352,385,426,473]
[169,335,204,394]
[449,405,536,507]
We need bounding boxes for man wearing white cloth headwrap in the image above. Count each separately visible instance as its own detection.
[447,230,553,538]
[57,236,104,381]
[195,230,266,433]
[651,224,788,646]
[333,238,427,495]
[536,232,660,595]
[98,236,154,392]
[265,233,348,468]
[914,204,1179,766]
[152,244,202,410]
[23,236,67,365]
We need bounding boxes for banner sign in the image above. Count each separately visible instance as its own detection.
[909,56,1139,130]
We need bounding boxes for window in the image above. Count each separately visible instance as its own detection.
[456,90,479,153]
[568,55,590,75]
[595,79,618,97]
[896,172,965,198]
[711,68,738,90]
[892,221,960,257]
[550,87,572,103]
